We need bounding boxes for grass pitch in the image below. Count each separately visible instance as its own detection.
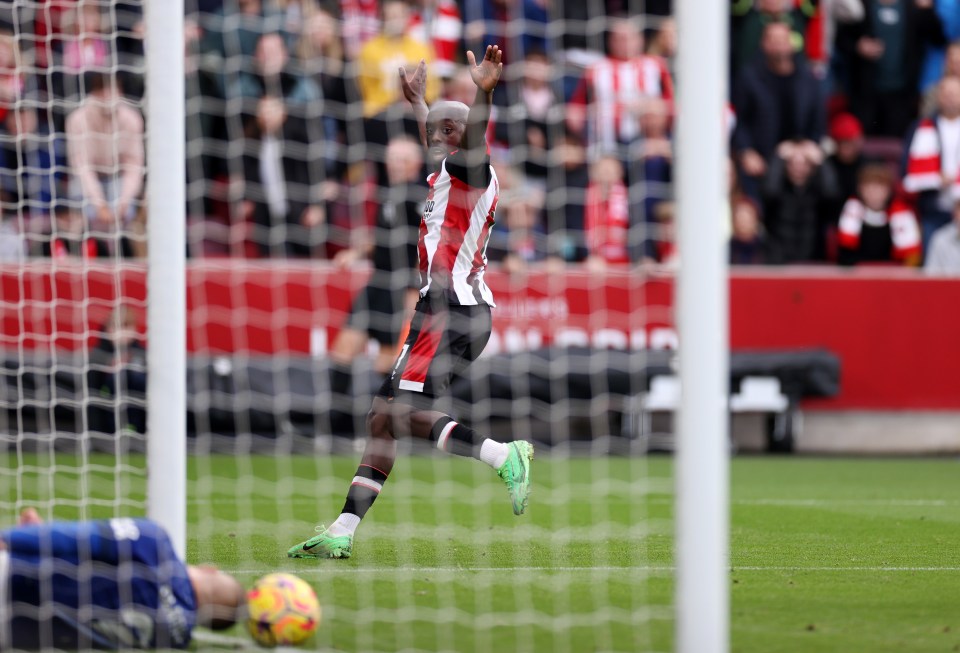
[3,452,960,652]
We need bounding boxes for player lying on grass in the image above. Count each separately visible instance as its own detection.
[0,508,244,650]
[288,44,534,560]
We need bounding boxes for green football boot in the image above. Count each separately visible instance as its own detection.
[286,525,353,559]
[497,441,534,515]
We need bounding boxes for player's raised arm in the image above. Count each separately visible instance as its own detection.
[460,44,503,161]
[399,59,429,149]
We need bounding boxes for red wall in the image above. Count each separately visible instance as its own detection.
[2,262,958,410]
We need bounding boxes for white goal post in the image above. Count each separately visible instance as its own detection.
[675,1,730,652]
[145,0,186,559]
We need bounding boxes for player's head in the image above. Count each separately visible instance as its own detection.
[425,100,469,168]
[188,564,245,630]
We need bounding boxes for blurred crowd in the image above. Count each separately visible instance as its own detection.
[0,0,959,274]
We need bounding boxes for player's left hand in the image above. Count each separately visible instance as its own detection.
[399,59,428,106]
[467,45,503,94]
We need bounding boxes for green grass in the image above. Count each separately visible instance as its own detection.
[3,452,960,652]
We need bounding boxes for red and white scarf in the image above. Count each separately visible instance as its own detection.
[903,117,960,194]
[837,197,921,260]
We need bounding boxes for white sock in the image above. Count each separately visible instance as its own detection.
[328,512,361,537]
[479,439,510,469]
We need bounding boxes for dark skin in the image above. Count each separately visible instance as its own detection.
[353,46,504,476]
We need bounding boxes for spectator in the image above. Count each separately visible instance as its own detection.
[0,31,31,126]
[645,16,677,64]
[0,106,66,253]
[185,16,227,227]
[925,197,960,273]
[567,16,674,155]
[45,201,92,259]
[827,112,867,201]
[836,0,946,137]
[584,154,632,268]
[356,1,437,119]
[761,139,840,263]
[651,200,678,269]
[805,0,865,75]
[486,166,548,273]
[65,73,145,257]
[236,33,327,257]
[299,5,357,144]
[408,0,464,79]
[730,0,817,77]
[60,3,110,75]
[87,305,147,435]
[919,0,960,94]
[493,49,564,180]
[0,209,23,260]
[544,130,590,262]
[463,0,548,63]
[339,0,382,60]
[838,164,921,265]
[903,75,960,250]
[356,0,437,179]
[638,97,674,260]
[199,0,288,98]
[235,32,318,104]
[730,195,768,264]
[922,39,960,115]
[330,136,425,375]
[326,136,425,435]
[733,21,824,187]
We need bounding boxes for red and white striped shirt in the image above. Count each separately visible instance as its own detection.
[571,55,674,150]
[408,0,462,78]
[339,0,381,59]
[418,151,499,306]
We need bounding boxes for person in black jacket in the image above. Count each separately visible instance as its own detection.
[326,136,426,436]
[733,21,824,190]
[235,32,328,258]
[835,0,946,137]
[761,139,841,263]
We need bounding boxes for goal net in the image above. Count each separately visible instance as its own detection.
[0,0,718,651]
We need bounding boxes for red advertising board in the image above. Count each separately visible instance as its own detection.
[1,262,958,410]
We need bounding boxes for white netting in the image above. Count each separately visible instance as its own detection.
[1,1,676,650]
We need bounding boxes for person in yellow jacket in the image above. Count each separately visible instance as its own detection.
[356,0,439,118]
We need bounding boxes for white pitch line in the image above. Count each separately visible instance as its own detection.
[228,565,960,575]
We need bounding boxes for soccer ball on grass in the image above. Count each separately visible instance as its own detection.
[246,572,321,647]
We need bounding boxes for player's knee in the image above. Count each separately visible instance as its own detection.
[367,408,394,440]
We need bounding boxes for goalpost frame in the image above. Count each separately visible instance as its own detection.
[145,0,187,559]
[675,1,730,652]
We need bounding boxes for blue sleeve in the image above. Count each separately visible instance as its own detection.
[3,519,197,650]
[1,521,120,565]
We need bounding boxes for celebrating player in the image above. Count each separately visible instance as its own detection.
[288,45,534,560]
[0,508,244,649]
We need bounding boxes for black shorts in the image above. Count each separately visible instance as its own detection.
[377,294,492,409]
[344,277,406,345]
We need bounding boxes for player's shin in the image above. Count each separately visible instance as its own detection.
[329,462,389,537]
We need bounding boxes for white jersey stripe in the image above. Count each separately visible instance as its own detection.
[450,179,498,304]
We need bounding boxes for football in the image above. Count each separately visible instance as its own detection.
[246,573,322,647]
